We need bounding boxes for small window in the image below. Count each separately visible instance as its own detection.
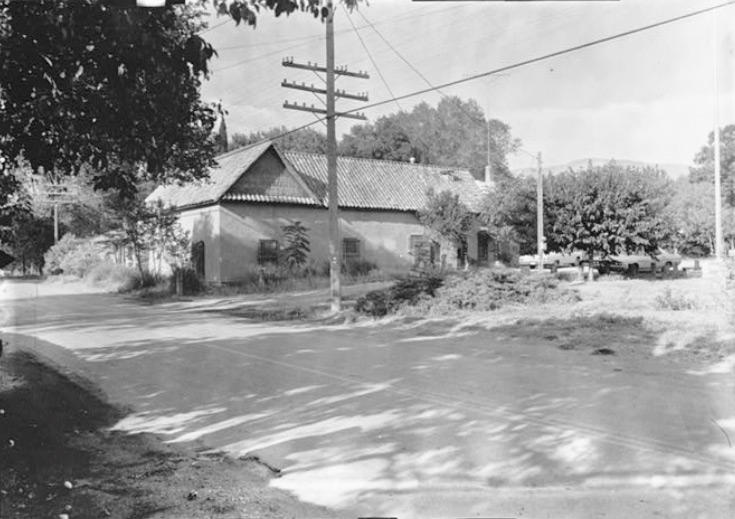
[258,239,279,265]
[409,235,438,266]
[343,238,361,261]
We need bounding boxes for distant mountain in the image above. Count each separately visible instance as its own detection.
[513,158,690,179]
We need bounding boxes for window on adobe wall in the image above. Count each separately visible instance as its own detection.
[410,235,439,266]
[343,238,361,262]
[257,239,279,265]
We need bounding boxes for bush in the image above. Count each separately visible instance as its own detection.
[654,287,698,311]
[343,259,378,278]
[84,262,139,289]
[355,276,444,317]
[117,269,158,293]
[44,235,107,278]
[359,269,580,318]
[44,234,84,274]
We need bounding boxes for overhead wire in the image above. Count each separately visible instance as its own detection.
[235,0,735,151]
[199,17,230,34]
[342,0,735,118]
[343,6,404,112]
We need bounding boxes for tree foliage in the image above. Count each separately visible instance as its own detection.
[280,220,310,271]
[667,177,735,255]
[0,0,220,199]
[480,175,544,255]
[545,163,673,260]
[231,126,327,154]
[418,188,475,248]
[339,97,521,181]
[689,124,735,206]
[208,0,362,27]
[5,208,54,275]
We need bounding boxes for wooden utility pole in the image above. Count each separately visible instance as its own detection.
[326,4,340,312]
[713,11,724,259]
[536,152,544,271]
[53,203,59,244]
[282,3,369,312]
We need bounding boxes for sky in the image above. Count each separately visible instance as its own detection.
[196,0,735,172]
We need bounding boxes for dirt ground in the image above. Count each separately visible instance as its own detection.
[0,350,338,519]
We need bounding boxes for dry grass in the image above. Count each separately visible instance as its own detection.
[380,271,735,367]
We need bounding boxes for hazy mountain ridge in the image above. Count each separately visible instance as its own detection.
[513,158,690,179]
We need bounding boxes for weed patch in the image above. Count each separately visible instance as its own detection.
[419,270,579,315]
[654,286,699,311]
[355,276,444,317]
[355,270,580,318]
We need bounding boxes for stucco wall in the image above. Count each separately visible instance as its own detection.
[218,202,471,282]
[175,202,484,284]
[177,205,222,283]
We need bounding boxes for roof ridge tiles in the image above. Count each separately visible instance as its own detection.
[282,149,470,173]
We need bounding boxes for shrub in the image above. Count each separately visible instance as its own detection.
[343,259,378,277]
[654,287,698,311]
[84,262,140,290]
[117,269,158,293]
[411,270,578,316]
[355,276,444,317]
[44,234,84,274]
[59,241,102,277]
[44,235,105,277]
[280,220,310,271]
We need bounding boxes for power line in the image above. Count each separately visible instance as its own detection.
[341,0,735,117]
[234,0,735,153]
[344,7,403,112]
[199,17,230,34]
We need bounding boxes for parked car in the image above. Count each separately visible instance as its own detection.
[519,250,586,270]
[596,248,682,275]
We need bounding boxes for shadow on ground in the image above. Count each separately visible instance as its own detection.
[3,285,734,518]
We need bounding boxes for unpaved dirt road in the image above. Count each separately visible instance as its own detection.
[2,278,734,518]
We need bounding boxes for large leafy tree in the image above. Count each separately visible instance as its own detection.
[667,177,735,255]
[418,188,475,249]
[339,97,521,181]
[0,0,224,198]
[545,163,674,278]
[339,112,420,163]
[231,126,328,154]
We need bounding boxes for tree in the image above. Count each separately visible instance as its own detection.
[339,112,420,163]
[479,174,548,255]
[6,208,54,275]
[418,188,475,251]
[207,1,362,28]
[545,162,673,280]
[280,220,310,271]
[339,97,521,180]
[689,125,735,206]
[231,126,328,154]
[667,177,735,255]
[0,0,223,199]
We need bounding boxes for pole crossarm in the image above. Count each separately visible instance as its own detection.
[281,80,368,102]
[283,101,367,120]
[282,57,370,79]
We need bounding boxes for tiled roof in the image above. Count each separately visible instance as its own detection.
[147,141,272,209]
[147,141,487,212]
[285,151,485,212]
